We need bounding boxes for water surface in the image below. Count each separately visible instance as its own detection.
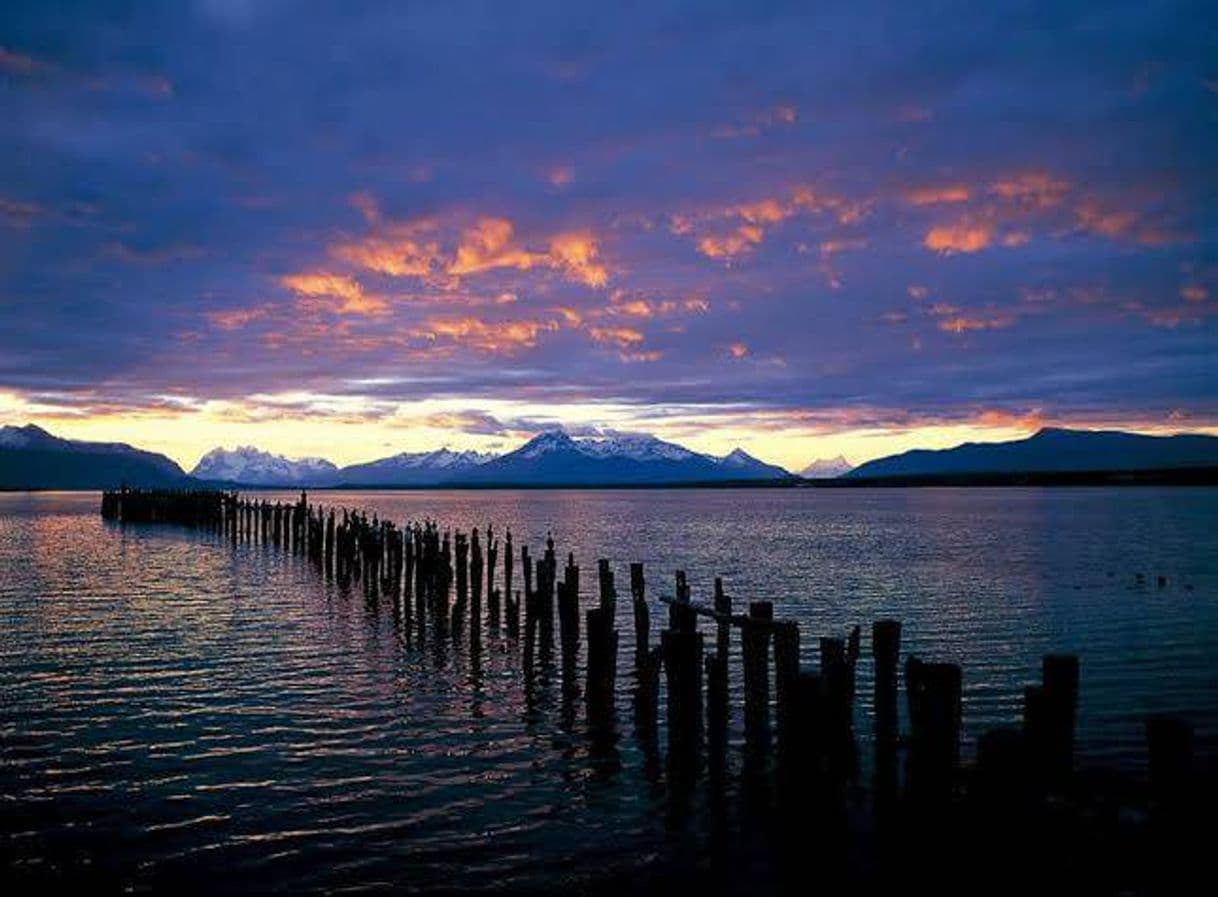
[3,488,1216,892]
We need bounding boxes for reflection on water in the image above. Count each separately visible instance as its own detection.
[2,488,1216,892]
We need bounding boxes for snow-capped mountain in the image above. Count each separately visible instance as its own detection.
[338,448,493,486]
[578,434,701,463]
[0,423,57,449]
[191,446,340,486]
[456,430,791,485]
[800,456,854,478]
[1,423,187,489]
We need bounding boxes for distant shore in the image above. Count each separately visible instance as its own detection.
[6,466,1218,492]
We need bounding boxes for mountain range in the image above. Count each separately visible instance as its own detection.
[0,424,188,490]
[846,427,1218,479]
[4,423,1218,490]
[189,430,789,488]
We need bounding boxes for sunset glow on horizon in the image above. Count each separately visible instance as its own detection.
[2,1,1216,471]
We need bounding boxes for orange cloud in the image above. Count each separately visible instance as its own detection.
[448,217,539,276]
[1073,200,1178,245]
[279,272,389,316]
[547,165,575,187]
[332,232,439,277]
[937,313,1015,333]
[418,316,559,353]
[548,231,609,287]
[327,199,611,289]
[1181,284,1209,304]
[680,186,863,261]
[697,226,765,259]
[587,326,645,348]
[444,218,610,287]
[989,172,1070,208]
[924,221,992,253]
[205,307,270,331]
[727,342,750,359]
[904,185,970,205]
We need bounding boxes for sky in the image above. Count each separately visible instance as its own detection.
[2,0,1217,471]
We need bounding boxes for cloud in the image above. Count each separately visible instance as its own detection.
[330,208,610,288]
[415,316,560,353]
[0,46,51,76]
[548,232,609,287]
[904,185,970,205]
[546,165,575,188]
[679,186,863,261]
[0,197,43,228]
[587,325,645,348]
[279,273,390,316]
[205,306,271,331]
[924,221,993,253]
[988,173,1069,209]
[936,313,1016,334]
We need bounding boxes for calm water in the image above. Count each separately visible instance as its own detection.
[3,488,1217,892]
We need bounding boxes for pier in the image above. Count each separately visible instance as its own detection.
[98,487,1205,892]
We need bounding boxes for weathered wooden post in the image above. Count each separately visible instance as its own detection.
[586,604,618,730]
[503,530,514,631]
[470,528,483,649]
[558,553,581,673]
[773,622,801,776]
[486,525,498,631]
[453,532,469,635]
[706,649,728,781]
[872,619,901,804]
[662,625,704,779]
[630,562,649,672]
[905,657,962,800]
[743,600,774,764]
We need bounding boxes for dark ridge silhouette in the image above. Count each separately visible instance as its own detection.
[847,427,1218,479]
[0,424,187,490]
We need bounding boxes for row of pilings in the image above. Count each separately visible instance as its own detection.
[101,487,1201,883]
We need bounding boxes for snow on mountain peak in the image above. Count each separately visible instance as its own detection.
[515,430,578,458]
[800,456,854,478]
[192,446,338,484]
[0,424,60,449]
[580,433,699,462]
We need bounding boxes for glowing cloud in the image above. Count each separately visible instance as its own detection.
[417,316,559,353]
[279,272,389,316]
[904,185,970,205]
[936,313,1015,333]
[989,173,1070,208]
[587,326,645,348]
[924,221,993,253]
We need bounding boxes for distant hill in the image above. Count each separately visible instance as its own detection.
[453,431,792,486]
[847,428,1218,479]
[0,424,188,490]
[800,456,853,478]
